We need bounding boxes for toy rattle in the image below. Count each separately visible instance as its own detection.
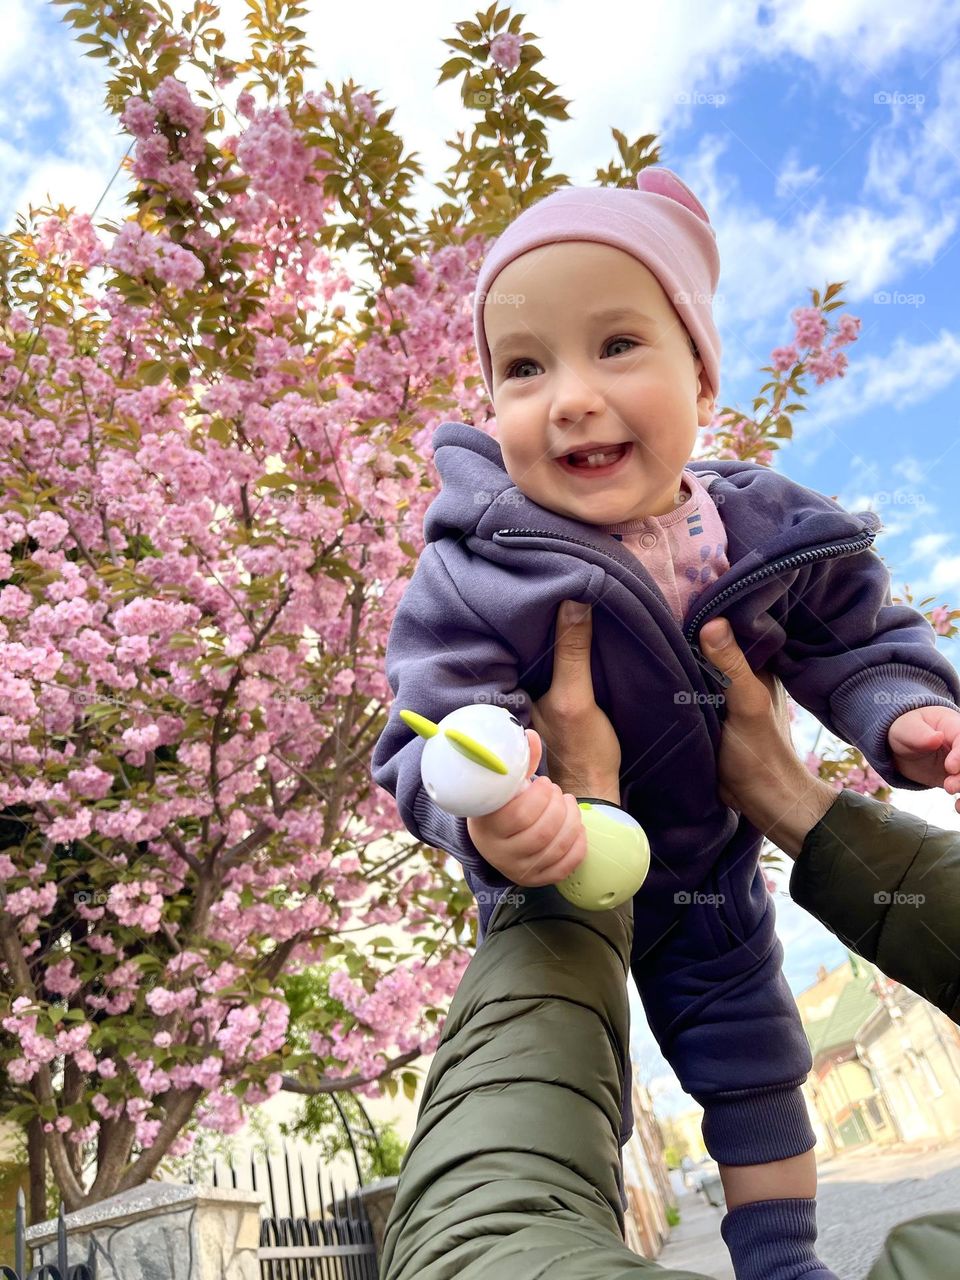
[398,702,650,911]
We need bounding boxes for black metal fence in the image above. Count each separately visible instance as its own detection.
[5,1097,384,1280]
[204,1144,379,1280]
[3,1188,95,1280]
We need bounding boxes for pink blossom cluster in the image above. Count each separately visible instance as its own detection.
[106,221,205,291]
[771,307,862,384]
[34,213,106,271]
[490,32,525,73]
[122,76,209,204]
[930,605,954,636]
[804,750,886,795]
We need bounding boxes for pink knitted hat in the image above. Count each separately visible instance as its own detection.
[472,166,721,403]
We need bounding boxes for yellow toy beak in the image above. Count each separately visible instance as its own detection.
[399,709,510,775]
[443,728,509,775]
[399,710,439,738]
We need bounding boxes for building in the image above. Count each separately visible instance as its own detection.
[857,975,960,1143]
[622,1080,676,1257]
[798,957,960,1154]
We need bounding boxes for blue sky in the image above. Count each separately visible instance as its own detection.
[6,0,960,1116]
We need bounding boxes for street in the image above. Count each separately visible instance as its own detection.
[657,1138,960,1278]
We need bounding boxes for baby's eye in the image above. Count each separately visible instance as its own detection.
[503,336,638,380]
[606,336,637,357]
[504,358,539,380]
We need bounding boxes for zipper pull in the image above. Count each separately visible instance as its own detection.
[689,642,732,689]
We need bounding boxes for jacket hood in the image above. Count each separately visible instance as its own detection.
[424,420,881,568]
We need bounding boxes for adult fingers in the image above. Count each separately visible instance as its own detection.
[549,600,597,709]
[699,617,770,720]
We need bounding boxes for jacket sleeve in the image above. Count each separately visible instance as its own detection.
[370,541,545,892]
[790,788,960,1023]
[765,540,960,789]
[633,853,816,1167]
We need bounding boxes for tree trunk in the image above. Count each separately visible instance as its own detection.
[27,1114,46,1226]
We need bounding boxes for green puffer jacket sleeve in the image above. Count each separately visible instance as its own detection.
[866,1212,960,1278]
[379,886,708,1280]
[789,789,960,1022]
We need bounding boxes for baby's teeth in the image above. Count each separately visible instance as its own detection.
[575,448,622,466]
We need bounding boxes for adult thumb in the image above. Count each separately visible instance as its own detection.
[554,600,595,689]
[698,618,757,708]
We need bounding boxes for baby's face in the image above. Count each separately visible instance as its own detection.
[484,242,715,524]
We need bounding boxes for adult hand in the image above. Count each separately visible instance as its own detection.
[528,600,621,803]
[699,617,837,857]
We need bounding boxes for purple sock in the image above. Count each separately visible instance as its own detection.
[720,1197,837,1280]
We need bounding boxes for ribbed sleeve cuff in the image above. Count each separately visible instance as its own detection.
[721,1198,835,1280]
[701,1085,815,1165]
[411,786,513,889]
[830,663,960,790]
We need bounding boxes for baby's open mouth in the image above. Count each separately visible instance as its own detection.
[556,442,632,474]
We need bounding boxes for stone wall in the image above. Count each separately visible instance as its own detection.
[26,1183,264,1280]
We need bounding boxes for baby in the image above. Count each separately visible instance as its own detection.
[371,167,960,1280]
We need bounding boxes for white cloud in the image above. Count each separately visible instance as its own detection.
[764,0,960,72]
[775,151,822,199]
[0,9,129,231]
[930,553,960,595]
[910,532,951,560]
[0,0,33,80]
[864,53,960,207]
[794,329,960,443]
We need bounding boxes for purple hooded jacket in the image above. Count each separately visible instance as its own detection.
[370,420,960,1165]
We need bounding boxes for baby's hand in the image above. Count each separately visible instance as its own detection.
[466,732,588,887]
[888,705,960,809]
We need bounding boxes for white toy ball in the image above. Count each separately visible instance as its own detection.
[400,703,529,817]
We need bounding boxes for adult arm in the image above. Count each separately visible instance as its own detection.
[699,619,960,1023]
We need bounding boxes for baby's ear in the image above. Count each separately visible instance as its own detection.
[696,374,716,425]
[635,166,711,224]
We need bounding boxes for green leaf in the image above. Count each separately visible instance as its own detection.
[138,360,168,386]
[437,56,472,85]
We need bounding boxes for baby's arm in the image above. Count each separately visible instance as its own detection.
[371,541,543,890]
[887,704,960,808]
[760,534,960,791]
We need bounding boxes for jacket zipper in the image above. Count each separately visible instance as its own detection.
[683,533,876,687]
[492,527,876,691]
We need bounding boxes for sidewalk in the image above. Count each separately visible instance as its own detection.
[656,1188,733,1279]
